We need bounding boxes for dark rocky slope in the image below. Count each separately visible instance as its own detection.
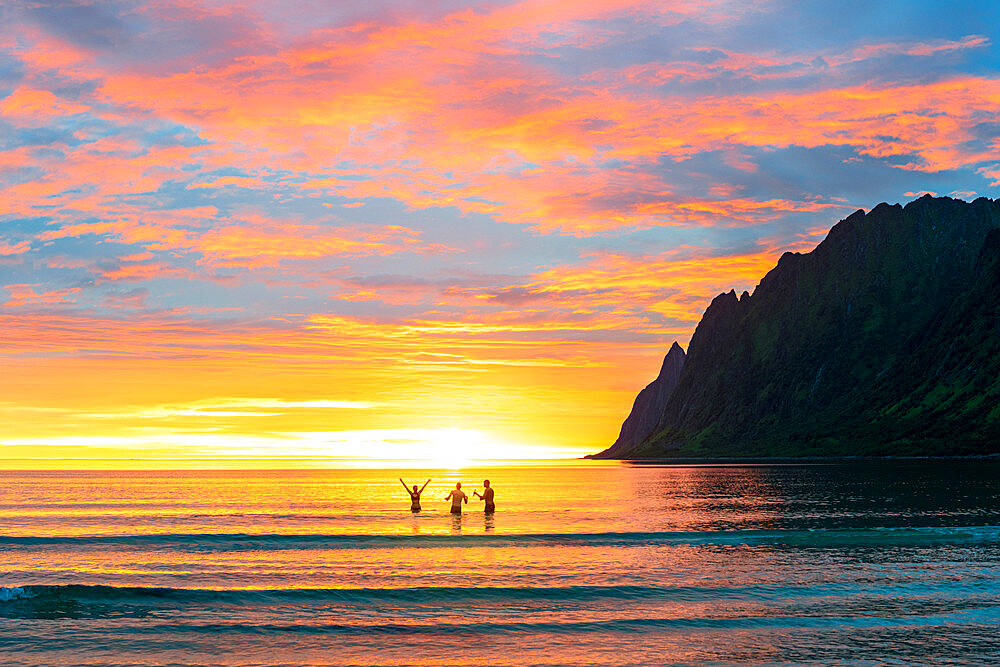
[599,342,685,458]
[592,195,1000,458]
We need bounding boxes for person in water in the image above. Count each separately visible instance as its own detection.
[400,478,430,512]
[473,479,495,513]
[445,482,468,514]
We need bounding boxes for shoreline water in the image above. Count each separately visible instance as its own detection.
[3,462,999,665]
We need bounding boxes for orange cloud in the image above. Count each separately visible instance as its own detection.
[86,23,1000,233]
[3,3,995,239]
[0,241,31,256]
[98,261,194,282]
[459,240,826,328]
[196,216,451,268]
[828,34,990,66]
[0,301,661,453]
[979,164,1000,186]
[0,87,90,126]
[3,284,82,308]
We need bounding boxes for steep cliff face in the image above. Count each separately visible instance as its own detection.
[594,195,1000,458]
[850,227,1000,453]
[598,342,685,458]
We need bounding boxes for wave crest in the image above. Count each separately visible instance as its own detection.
[0,587,34,602]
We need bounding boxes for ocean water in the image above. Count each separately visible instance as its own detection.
[2,460,1000,666]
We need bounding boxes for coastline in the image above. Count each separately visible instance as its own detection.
[585,454,1000,463]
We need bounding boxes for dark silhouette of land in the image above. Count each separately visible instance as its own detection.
[591,195,1000,459]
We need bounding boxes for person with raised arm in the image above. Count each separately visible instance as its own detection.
[400,478,431,512]
[445,482,468,514]
[473,479,495,513]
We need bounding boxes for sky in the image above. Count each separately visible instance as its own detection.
[2,0,999,463]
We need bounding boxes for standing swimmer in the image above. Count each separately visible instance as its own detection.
[400,478,431,512]
[445,482,468,514]
[473,479,495,513]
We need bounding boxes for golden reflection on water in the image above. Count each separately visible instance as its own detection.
[0,463,807,540]
[1,463,640,537]
[0,463,804,593]
[4,462,1000,665]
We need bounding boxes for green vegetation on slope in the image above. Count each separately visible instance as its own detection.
[596,195,1000,458]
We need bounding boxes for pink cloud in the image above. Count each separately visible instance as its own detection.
[0,241,31,256]
[828,34,990,66]
[0,88,89,126]
[3,284,82,308]
[3,1,996,239]
[195,215,454,268]
[98,261,195,283]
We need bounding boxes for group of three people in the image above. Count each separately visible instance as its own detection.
[400,479,495,514]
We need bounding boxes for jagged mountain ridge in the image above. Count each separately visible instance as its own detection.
[599,342,685,458]
[592,195,1000,458]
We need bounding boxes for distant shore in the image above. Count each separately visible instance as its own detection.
[585,454,1000,463]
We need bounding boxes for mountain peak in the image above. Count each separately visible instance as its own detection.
[588,341,686,459]
[592,195,1000,459]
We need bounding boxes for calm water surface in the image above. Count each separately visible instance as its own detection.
[2,460,999,665]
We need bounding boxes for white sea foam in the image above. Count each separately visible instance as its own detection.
[0,586,33,602]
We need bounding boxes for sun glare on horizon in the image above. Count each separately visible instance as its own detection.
[0,427,591,469]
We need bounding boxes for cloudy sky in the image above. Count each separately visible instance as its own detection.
[2,0,999,461]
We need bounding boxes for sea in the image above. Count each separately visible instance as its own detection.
[2,460,1000,666]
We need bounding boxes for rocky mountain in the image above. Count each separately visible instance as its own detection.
[599,342,685,458]
[591,195,1000,458]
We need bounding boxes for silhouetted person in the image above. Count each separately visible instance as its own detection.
[445,482,468,514]
[400,478,430,512]
[474,479,495,513]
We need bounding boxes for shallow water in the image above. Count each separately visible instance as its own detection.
[2,460,999,665]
